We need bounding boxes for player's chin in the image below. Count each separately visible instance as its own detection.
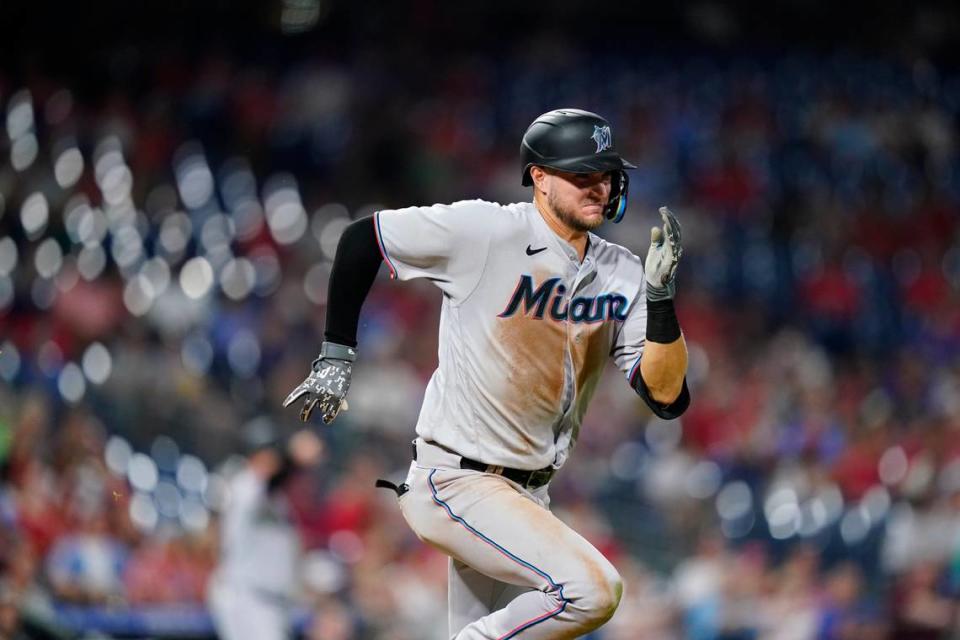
[580,205,605,227]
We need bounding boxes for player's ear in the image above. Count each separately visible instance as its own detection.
[529,166,549,194]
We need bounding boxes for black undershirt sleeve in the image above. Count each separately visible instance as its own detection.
[630,370,690,419]
[323,217,383,348]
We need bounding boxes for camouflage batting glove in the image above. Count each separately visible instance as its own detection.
[644,206,683,301]
[282,341,356,424]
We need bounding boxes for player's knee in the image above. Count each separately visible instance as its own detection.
[591,568,623,625]
[569,560,623,628]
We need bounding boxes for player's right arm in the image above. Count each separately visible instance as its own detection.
[283,201,493,423]
[282,216,377,422]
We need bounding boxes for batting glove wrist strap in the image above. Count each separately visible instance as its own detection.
[317,341,357,363]
[645,299,681,344]
[645,282,675,302]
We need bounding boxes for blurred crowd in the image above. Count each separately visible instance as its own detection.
[1,36,959,639]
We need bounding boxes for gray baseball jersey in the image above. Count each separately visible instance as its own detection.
[374,199,648,471]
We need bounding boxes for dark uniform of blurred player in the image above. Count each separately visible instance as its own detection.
[285,109,690,638]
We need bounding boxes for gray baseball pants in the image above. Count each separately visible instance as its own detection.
[398,439,622,639]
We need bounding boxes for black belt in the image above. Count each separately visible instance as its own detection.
[415,440,555,489]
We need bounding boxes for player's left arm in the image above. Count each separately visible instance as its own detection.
[639,335,688,404]
[632,206,690,417]
[637,206,687,403]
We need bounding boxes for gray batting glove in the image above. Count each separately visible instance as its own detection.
[644,206,683,301]
[282,341,356,424]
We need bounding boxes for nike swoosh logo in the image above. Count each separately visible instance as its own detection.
[526,245,547,256]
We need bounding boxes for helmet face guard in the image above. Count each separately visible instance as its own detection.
[520,108,636,224]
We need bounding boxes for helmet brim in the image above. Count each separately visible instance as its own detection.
[522,152,637,186]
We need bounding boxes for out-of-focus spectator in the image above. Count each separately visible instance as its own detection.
[890,562,957,640]
[673,533,729,640]
[124,531,215,605]
[304,597,358,640]
[0,580,30,640]
[715,545,768,640]
[3,537,53,622]
[816,563,885,640]
[759,546,820,640]
[44,509,129,605]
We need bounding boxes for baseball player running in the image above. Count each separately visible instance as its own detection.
[284,108,689,639]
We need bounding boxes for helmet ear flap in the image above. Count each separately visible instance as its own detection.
[604,171,629,223]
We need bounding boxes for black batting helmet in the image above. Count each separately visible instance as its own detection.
[520,108,636,223]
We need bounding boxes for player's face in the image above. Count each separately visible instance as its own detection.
[543,169,612,233]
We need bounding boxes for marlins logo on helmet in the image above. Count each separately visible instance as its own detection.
[591,124,612,153]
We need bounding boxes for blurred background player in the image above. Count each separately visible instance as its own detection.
[207,420,323,640]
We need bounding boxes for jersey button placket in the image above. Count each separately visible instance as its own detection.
[557,267,577,420]
[565,264,583,369]
[569,259,596,347]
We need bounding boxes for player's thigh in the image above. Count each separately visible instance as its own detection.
[401,465,616,593]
